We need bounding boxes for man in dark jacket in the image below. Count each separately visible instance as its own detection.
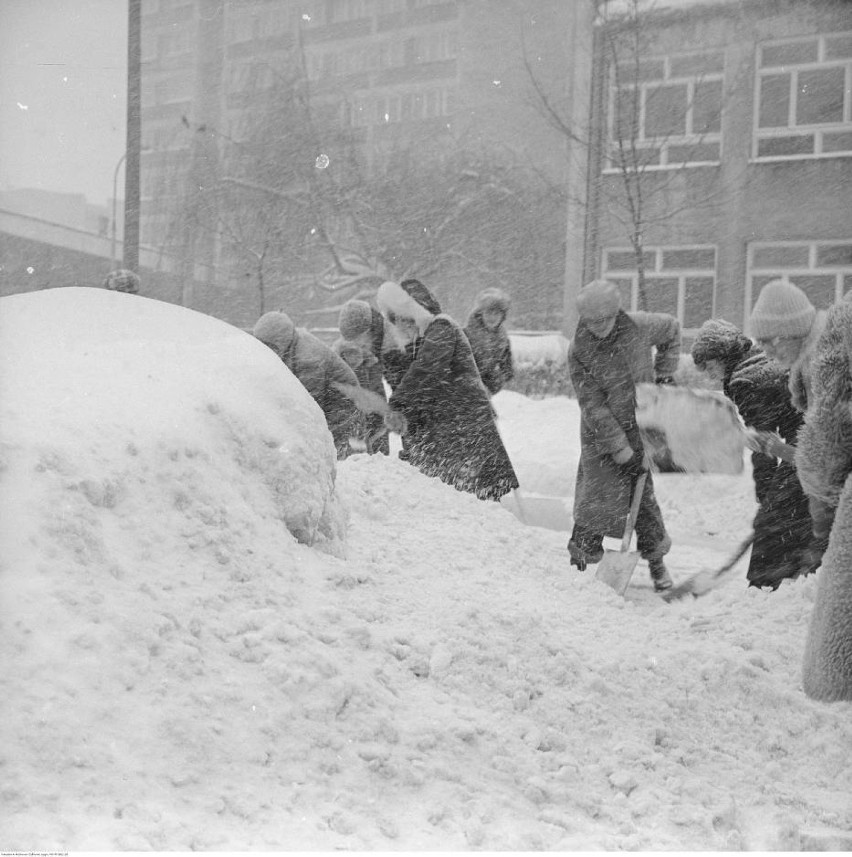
[253,311,361,459]
[568,279,680,592]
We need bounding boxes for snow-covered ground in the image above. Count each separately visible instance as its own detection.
[1,288,850,852]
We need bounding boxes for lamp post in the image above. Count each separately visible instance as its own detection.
[111,152,128,268]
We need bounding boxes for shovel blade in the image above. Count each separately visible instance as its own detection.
[595,550,641,596]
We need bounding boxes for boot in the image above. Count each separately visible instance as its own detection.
[649,558,673,592]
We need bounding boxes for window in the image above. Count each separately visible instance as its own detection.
[747,241,852,328]
[347,87,456,126]
[415,29,458,63]
[601,245,717,333]
[607,50,724,170]
[329,0,371,23]
[754,33,852,160]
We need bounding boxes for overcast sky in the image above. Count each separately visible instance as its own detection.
[0,0,127,207]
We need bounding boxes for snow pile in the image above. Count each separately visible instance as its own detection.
[1,287,851,851]
[0,288,343,550]
[510,332,569,368]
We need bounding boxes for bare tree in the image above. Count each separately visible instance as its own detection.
[525,0,746,309]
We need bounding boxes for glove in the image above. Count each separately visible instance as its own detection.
[655,376,675,386]
[619,450,648,478]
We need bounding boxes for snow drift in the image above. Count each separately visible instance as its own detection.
[1,287,850,851]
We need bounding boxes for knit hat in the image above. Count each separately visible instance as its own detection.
[338,300,373,339]
[253,311,296,355]
[750,279,815,340]
[577,279,621,319]
[691,319,753,371]
[103,268,140,294]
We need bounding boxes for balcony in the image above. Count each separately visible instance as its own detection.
[377,58,457,86]
[377,2,458,33]
[301,18,373,45]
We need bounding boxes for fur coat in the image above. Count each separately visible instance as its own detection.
[802,470,852,701]
[796,299,852,700]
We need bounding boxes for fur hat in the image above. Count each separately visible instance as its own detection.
[376,279,441,333]
[473,287,510,315]
[103,269,140,294]
[750,279,816,341]
[253,311,296,355]
[577,279,621,319]
[691,319,753,370]
[338,300,373,339]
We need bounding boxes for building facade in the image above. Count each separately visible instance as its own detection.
[138,0,581,328]
[584,0,852,343]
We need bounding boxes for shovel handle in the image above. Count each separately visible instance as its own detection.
[620,471,647,552]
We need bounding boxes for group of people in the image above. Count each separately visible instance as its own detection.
[252,280,519,502]
[566,276,850,700]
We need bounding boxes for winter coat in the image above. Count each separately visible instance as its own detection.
[344,307,398,455]
[795,300,852,512]
[386,313,519,501]
[802,470,852,701]
[569,309,680,537]
[280,328,361,457]
[463,290,514,395]
[727,351,802,503]
[726,352,813,589]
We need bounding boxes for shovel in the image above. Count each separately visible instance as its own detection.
[595,471,647,596]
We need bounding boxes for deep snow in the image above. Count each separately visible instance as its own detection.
[1,288,850,852]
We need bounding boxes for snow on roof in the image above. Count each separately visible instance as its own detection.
[598,0,750,23]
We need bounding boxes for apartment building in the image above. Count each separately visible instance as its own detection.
[138,0,580,327]
[584,0,852,342]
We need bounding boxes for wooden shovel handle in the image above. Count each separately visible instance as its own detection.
[620,471,647,552]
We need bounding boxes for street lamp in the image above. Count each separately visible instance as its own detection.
[111,148,149,268]
[111,152,128,268]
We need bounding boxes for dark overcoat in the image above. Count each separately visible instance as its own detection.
[463,314,514,395]
[727,353,813,588]
[569,310,680,538]
[389,314,519,500]
[281,329,360,455]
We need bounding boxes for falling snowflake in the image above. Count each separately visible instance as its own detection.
[315,153,330,169]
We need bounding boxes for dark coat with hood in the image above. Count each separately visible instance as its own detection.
[692,319,813,589]
[463,289,514,395]
[569,309,679,541]
[377,279,519,500]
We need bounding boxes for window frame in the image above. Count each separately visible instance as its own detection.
[604,49,725,173]
[600,244,718,335]
[752,32,852,162]
[745,240,852,333]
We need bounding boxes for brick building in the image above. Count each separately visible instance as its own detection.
[582,0,852,342]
